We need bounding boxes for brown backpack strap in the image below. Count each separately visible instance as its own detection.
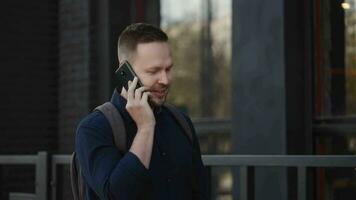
[164,103,193,144]
[95,102,127,152]
[70,152,80,200]
[70,152,87,200]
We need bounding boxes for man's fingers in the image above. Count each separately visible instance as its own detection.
[127,80,134,100]
[128,78,138,95]
[121,87,128,98]
[130,77,138,90]
[141,91,150,102]
[134,86,147,99]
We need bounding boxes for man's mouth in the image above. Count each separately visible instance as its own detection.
[151,89,167,98]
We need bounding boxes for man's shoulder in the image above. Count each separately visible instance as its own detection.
[163,104,191,120]
[77,110,110,131]
[163,104,194,129]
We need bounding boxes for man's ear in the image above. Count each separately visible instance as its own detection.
[118,55,129,66]
[118,57,123,66]
[118,52,126,65]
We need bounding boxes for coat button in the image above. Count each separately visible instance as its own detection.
[167,177,172,182]
[161,152,167,156]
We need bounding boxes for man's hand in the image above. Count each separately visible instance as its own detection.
[121,77,155,131]
[121,77,155,169]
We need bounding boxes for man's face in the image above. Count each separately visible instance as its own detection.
[131,42,173,106]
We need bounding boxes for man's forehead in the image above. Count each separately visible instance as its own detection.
[134,42,172,67]
[142,58,173,69]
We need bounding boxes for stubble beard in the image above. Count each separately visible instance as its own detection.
[148,88,169,108]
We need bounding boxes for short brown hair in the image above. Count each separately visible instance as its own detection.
[118,23,168,63]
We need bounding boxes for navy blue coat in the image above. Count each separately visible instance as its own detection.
[75,90,209,200]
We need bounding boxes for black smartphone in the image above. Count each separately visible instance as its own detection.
[115,61,143,92]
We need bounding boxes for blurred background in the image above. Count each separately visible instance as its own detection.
[0,0,356,199]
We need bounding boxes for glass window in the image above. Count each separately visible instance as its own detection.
[315,0,356,117]
[314,1,356,199]
[344,0,356,116]
[161,0,232,119]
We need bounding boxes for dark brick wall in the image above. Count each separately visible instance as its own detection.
[58,0,91,155]
[0,0,156,199]
[0,1,58,153]
[0,0,58,199]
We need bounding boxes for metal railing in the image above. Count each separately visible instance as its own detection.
[204,155,356,200]
[0,152,47,200]
[1,152,356,200]
[192,117,356,136]
[51,155,72,200]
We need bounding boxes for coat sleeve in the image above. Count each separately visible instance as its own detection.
[75,111,149,200]
[183,114,210,200]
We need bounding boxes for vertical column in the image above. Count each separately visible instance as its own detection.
[200,0,215,117]
[144,0,161,25]
[330,0,346,115]
[231,0,287,199]
[58,0,90,153]
[232,0,313,199]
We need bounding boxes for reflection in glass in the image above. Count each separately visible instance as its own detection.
[316,0,356,117]
[344,0,356,115]
[161,0,231,119]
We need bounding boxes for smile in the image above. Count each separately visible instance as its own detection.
[152,90,167,98]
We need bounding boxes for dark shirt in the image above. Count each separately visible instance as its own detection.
[75,90,208,200]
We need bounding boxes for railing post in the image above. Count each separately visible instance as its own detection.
[205,166,212,200]
[36,151,48,200]
[298,167,307,200]
[239,166,248,200]
[51,158,57,200]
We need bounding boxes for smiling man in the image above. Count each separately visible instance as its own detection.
[75,23,208,200]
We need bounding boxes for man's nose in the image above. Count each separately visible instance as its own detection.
[158,71,170,85]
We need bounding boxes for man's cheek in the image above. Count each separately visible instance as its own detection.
[140,77,153,88]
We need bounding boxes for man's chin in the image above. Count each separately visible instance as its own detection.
[149,97,166,107]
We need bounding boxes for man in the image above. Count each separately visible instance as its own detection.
[75,23,208,200]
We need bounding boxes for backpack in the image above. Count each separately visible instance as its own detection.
[70,102,193,200]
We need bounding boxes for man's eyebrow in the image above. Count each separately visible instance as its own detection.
[164,64,174,70]
[148,64,174,70]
